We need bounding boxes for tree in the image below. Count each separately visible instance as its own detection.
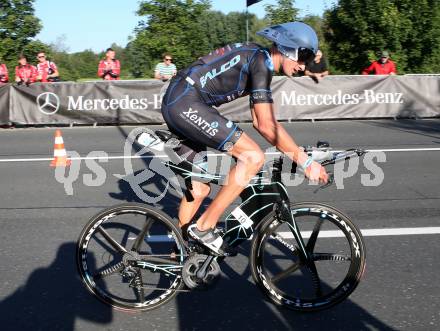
[264,0,299,25]
[394,0,440,73]
[70,50,100,79]
[324,0,440,74]
[51,51,80,82]
[0,0,42,70]
[199,10,258,48]
[128,0,211,78]
[127,1,275,77]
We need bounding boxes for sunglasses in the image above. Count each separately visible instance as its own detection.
[38,55,46,58]
[164,58,172,61]
[277,45,315,63]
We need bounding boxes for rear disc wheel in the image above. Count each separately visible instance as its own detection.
[77,203,187,312]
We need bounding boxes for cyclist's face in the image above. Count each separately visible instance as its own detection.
[282,56,305,76]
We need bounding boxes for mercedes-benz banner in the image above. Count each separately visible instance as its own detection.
[1,75,439,125]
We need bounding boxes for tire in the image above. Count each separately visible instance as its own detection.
[250,202,366,312]
[77,203,187,312]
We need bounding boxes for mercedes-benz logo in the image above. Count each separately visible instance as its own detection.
[36,92,60,115]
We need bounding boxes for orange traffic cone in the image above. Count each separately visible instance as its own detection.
[50,129,71,167]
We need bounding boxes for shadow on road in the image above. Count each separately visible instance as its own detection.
[0,242,112,331]
[176,243,394,331]
[109,167,185,219]
[363,118,440,143]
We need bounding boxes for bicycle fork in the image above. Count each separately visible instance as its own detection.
[277,201,311,263]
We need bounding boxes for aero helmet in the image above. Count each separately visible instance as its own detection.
[257,22,318,62]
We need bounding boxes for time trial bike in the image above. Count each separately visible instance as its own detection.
[77,128,366,312]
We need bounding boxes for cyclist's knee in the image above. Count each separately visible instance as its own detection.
[239,148,265,172]
[232,134,265,170]
[191,182,211,200]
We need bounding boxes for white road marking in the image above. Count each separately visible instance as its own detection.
[0,147,440,163]
[278,227,440,239]
[123,227,440,243]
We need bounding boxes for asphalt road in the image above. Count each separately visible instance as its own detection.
[0,119,439,331]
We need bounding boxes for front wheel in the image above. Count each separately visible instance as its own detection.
[250,202,366,312]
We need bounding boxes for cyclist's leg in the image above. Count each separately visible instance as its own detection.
[167,134,212,230]
[162,84,264,250]
[196,133,264,231]
[178,180,210,228]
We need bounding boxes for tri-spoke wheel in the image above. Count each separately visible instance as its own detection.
[250,202,366,311]
[77,203,188,312]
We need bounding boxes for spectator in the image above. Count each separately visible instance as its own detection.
[0,61,8,85]
[36,52,60,82]
[15,55,38,86]
[98,48,121,80]
[305,49,329,83]
[362,51,397,75]
[154,53,176,82]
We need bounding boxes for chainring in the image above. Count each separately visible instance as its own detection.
[182,254,220,290]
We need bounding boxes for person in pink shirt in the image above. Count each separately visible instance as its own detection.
[97,48,121,80]
[0,62,9,85]
[15,55,38,86]
[36,52,60,82]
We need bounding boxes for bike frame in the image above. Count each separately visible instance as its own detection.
[165,155,311,262]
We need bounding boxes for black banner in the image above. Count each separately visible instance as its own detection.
[9,80,165,124]
[0,76,439,125]
[0,84,9,124]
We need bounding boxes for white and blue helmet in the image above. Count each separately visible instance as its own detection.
[257,22,318,62]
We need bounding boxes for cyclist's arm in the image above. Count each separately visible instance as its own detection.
[251,103,308,165]
[252,103,328,183]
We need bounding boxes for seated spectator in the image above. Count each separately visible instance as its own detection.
[98,48,121,80]
[305,50,329,83]
[0,61,8,85]
[362,51,397,75]
[15,55,37,86]
[36,52,60,82]
[154,53,176,82]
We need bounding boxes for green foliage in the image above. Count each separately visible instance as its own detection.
[7,0,439,81]
[264,0,299,25]
[127,0,275,78]
[0,0,42,79]
[324,0,440,74]
[199,10,264,47]
[249,15,271,47]
[0,0,42,59]
[126,0,211,78]
[50,51,80,81]
[22,40,51,61]
[69,50,100,79]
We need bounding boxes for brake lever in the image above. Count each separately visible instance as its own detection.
[313,172,334,194]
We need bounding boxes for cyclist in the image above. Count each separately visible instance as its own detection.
[161,22,329,254]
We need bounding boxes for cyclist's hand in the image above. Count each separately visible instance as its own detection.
[305,161,329,184]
